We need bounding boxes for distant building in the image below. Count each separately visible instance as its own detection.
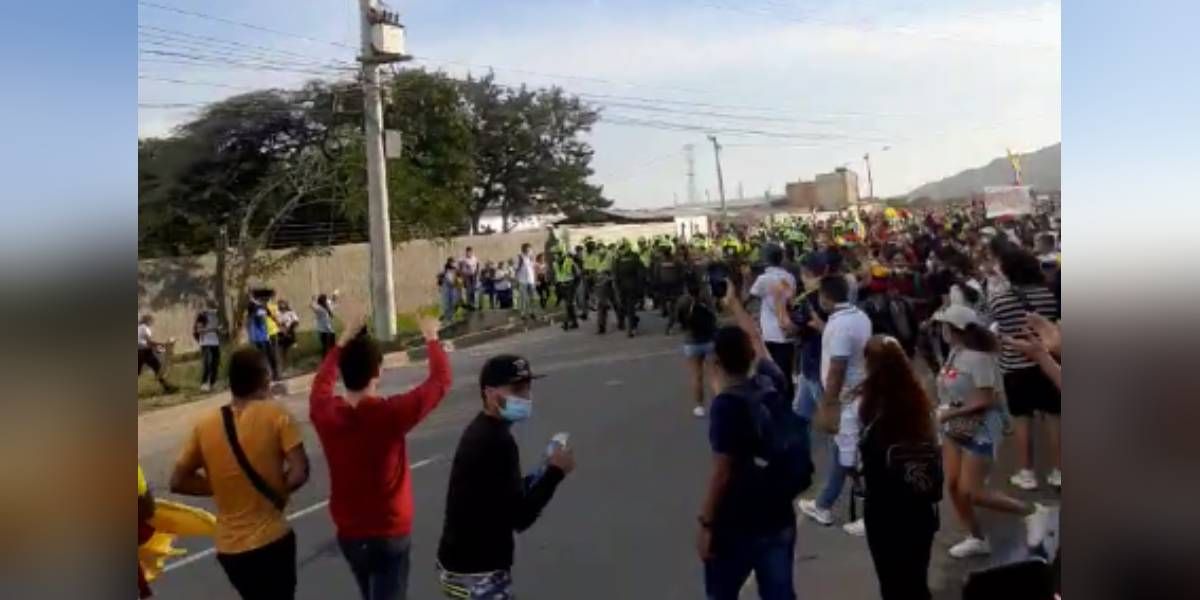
[785,181,818,210]
[476,209,562,233]
[815,168,860,210]
[784,167,860,211]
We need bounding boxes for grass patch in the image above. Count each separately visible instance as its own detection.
[138,314,426,408]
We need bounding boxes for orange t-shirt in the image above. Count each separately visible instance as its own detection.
[176,400,303,554]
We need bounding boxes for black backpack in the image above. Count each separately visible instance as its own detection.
[743,363,815,501]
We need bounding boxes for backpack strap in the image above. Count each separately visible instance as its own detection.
[220,405,286,511]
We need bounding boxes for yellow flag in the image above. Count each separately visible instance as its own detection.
[1006,148,1023,185]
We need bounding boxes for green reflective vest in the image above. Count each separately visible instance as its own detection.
[555,257,576,283]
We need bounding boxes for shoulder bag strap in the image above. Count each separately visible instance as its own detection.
[220,405,286,511]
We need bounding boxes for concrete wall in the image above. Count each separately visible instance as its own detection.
[138,223,675,352]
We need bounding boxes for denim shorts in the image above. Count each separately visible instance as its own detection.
[951,436,995,458]
[683,342,715,358]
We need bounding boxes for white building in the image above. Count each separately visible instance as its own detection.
[475,209,563,234]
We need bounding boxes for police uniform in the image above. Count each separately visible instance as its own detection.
[553,253,581,330]
[612,246,646,337]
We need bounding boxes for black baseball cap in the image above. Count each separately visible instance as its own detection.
[479,354,545,389]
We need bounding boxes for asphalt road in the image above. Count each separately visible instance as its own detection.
[141,311,1057,599]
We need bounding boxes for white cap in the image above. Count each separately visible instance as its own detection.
[933,304,983,330]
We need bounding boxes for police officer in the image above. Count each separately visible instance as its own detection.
[579,238,600,320]
[612,241,646,338]
[656,246,685,335]
[594,244,617,335]
[553,249,581,330]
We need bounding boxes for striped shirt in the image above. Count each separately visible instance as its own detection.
[987,284,1060,372]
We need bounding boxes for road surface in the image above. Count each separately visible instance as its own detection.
[139,311,1055,599]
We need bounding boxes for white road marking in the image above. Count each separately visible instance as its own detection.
[161,456,441,574]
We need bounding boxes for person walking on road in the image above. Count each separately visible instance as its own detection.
[749,244,798,400]
[799,274,872,537]
[612,241,646,337]
[677,291,718,418]
[552,249,581,330]
[436,355,575,599]
[310,313,451,600]
[697,284,805,600]
[933,305,1053,560]
[170,347,310,600]
[138,314,179,394]
[986,248,1062,491]
[857,335,943,600]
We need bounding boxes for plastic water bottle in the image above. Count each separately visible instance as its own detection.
[532,432,570,482]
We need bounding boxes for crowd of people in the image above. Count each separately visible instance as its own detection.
[140,202,1062,600]
[137,289,342,395]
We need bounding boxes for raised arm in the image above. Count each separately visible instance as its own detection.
[389,316,452,433]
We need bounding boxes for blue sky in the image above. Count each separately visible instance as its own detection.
[133,0,1061,208]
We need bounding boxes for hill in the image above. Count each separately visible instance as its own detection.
[907,143,1060,200]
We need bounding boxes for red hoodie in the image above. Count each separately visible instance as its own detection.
[310,341,451,538]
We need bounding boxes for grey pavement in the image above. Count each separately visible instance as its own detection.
[139,311,1059,599]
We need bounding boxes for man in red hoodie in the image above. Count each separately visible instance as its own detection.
[310,313,451,600]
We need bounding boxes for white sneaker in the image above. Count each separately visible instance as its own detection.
[798,499,834,526]
[1009,469,1038,491]
[948,536,992,559]
[1046,469,1062,488]
[1025,503,1054,549]
[199,383,211,392]
[692,406,706,418]
[842,519,866,537]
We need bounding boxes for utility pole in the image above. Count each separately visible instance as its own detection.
[707,135,727,217]
[737,181,744,201]
[864,152,874,201]
[357,0,407,340]
[684,144,697,204]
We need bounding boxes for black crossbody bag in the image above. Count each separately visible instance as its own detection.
[220,405,287,511]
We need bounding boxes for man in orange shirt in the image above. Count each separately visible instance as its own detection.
[171,347,310,599]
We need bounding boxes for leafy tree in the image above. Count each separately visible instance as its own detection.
[139,87,352,332]
[460,73,610,233]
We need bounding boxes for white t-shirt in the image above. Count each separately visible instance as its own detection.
[459,255,479,277]
[820,304,872,402]
[494,266,514,291]
[515,253,536,285]
[749,266,796,343]
[138,324,153,349]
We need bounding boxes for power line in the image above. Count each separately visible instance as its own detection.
[137,1,355,50]
[138,24,349,63]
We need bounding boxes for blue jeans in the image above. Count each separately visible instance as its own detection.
[793,376,822,421]
[704,525,796,600]
[518,283,537,317]
[338,535,411,600]
[817,436,854,510]
[441,286,458,322]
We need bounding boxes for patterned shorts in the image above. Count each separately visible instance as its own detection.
[437,564,514,600]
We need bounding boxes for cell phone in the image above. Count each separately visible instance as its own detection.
[711,278,728,300]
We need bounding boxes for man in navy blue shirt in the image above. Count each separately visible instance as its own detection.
[697,287,796,600]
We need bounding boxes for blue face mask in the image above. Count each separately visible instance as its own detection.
[499,395,533,422]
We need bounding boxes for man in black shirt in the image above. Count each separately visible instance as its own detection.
[698,288,799,600]
[436,355,575,599]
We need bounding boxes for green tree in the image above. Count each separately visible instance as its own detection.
[138,87,353,332]
[460,73,610,233]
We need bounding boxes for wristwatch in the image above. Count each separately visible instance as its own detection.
[697,516,713,529]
